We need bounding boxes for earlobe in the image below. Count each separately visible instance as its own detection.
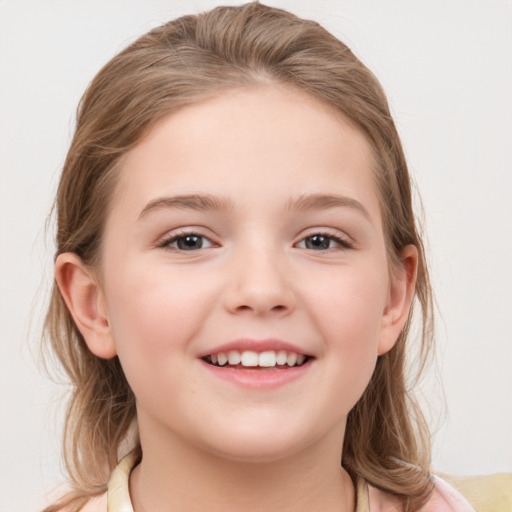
[55,253,117,359]
[378,245,418,356]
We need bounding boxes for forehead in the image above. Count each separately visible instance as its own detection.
[111,85,380,222]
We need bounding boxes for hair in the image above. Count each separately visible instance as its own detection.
[44,3,435,511]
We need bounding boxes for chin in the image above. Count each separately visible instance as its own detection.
[209,441,302,464]
[198,420,317,464]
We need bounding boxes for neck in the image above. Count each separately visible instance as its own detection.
[130,420,355,512]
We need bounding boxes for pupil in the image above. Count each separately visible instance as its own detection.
[178,235,202,250]
[307,235,330,250]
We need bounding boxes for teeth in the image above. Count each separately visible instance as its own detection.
[286,352,297,366]
[217,352,228,366]
[276,350,288,365]
[241,350,259,367]
[228,350,241,365]
[207,350,309,368]
[258,351,276,367]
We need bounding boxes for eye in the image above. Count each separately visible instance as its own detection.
[297,233,352,251]
[161,232,214,251]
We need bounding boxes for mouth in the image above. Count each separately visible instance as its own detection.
[202,349,313,370]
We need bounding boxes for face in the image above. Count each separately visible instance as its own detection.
[83,86,412,462]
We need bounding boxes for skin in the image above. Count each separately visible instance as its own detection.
[56,85,417,512]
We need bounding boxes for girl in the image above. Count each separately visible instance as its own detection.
[43,2,511,511]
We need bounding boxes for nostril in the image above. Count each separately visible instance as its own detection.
[225,286,296,316]
[235,304,288,313]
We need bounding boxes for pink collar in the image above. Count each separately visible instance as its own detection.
[364,475,476,512]
[105,451,476,512]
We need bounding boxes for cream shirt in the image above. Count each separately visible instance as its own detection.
[78,451,512,512]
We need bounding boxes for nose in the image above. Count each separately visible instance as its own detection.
[223,247,296,317]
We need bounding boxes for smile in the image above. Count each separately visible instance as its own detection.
[203,350,311,368]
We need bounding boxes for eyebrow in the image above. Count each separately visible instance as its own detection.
[139,193,234,218]
[138,192,371,221]
[286,193,371,221]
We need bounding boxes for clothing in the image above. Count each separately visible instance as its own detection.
[80,451,512,512]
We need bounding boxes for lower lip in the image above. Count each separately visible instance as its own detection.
[200,360,313,389]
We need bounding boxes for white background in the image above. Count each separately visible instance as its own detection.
[0,1,511,510]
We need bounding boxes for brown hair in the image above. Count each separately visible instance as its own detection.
[44,3,434,511]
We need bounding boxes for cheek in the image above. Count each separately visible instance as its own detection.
[106,260,212,341]
[302,260,389,405]
[306,259,389,343]
[103,263,217,391]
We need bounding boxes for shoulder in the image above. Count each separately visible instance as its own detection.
[57,493,107,512]
[364,473,512,512]
[437,473,512,512]
[81,493,107,512]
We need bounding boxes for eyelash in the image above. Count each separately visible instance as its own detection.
[158,230,353,252]
[158,230,215,251]
[296,232,353,251]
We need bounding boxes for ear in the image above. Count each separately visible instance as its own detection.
[378,245,418,356]
[55,253,117,359]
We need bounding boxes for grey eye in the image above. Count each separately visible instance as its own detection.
[296,233,351,251]
[168,234,213,251]
[302,235,335,250]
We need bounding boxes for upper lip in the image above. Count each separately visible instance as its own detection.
[198,338,313,358]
